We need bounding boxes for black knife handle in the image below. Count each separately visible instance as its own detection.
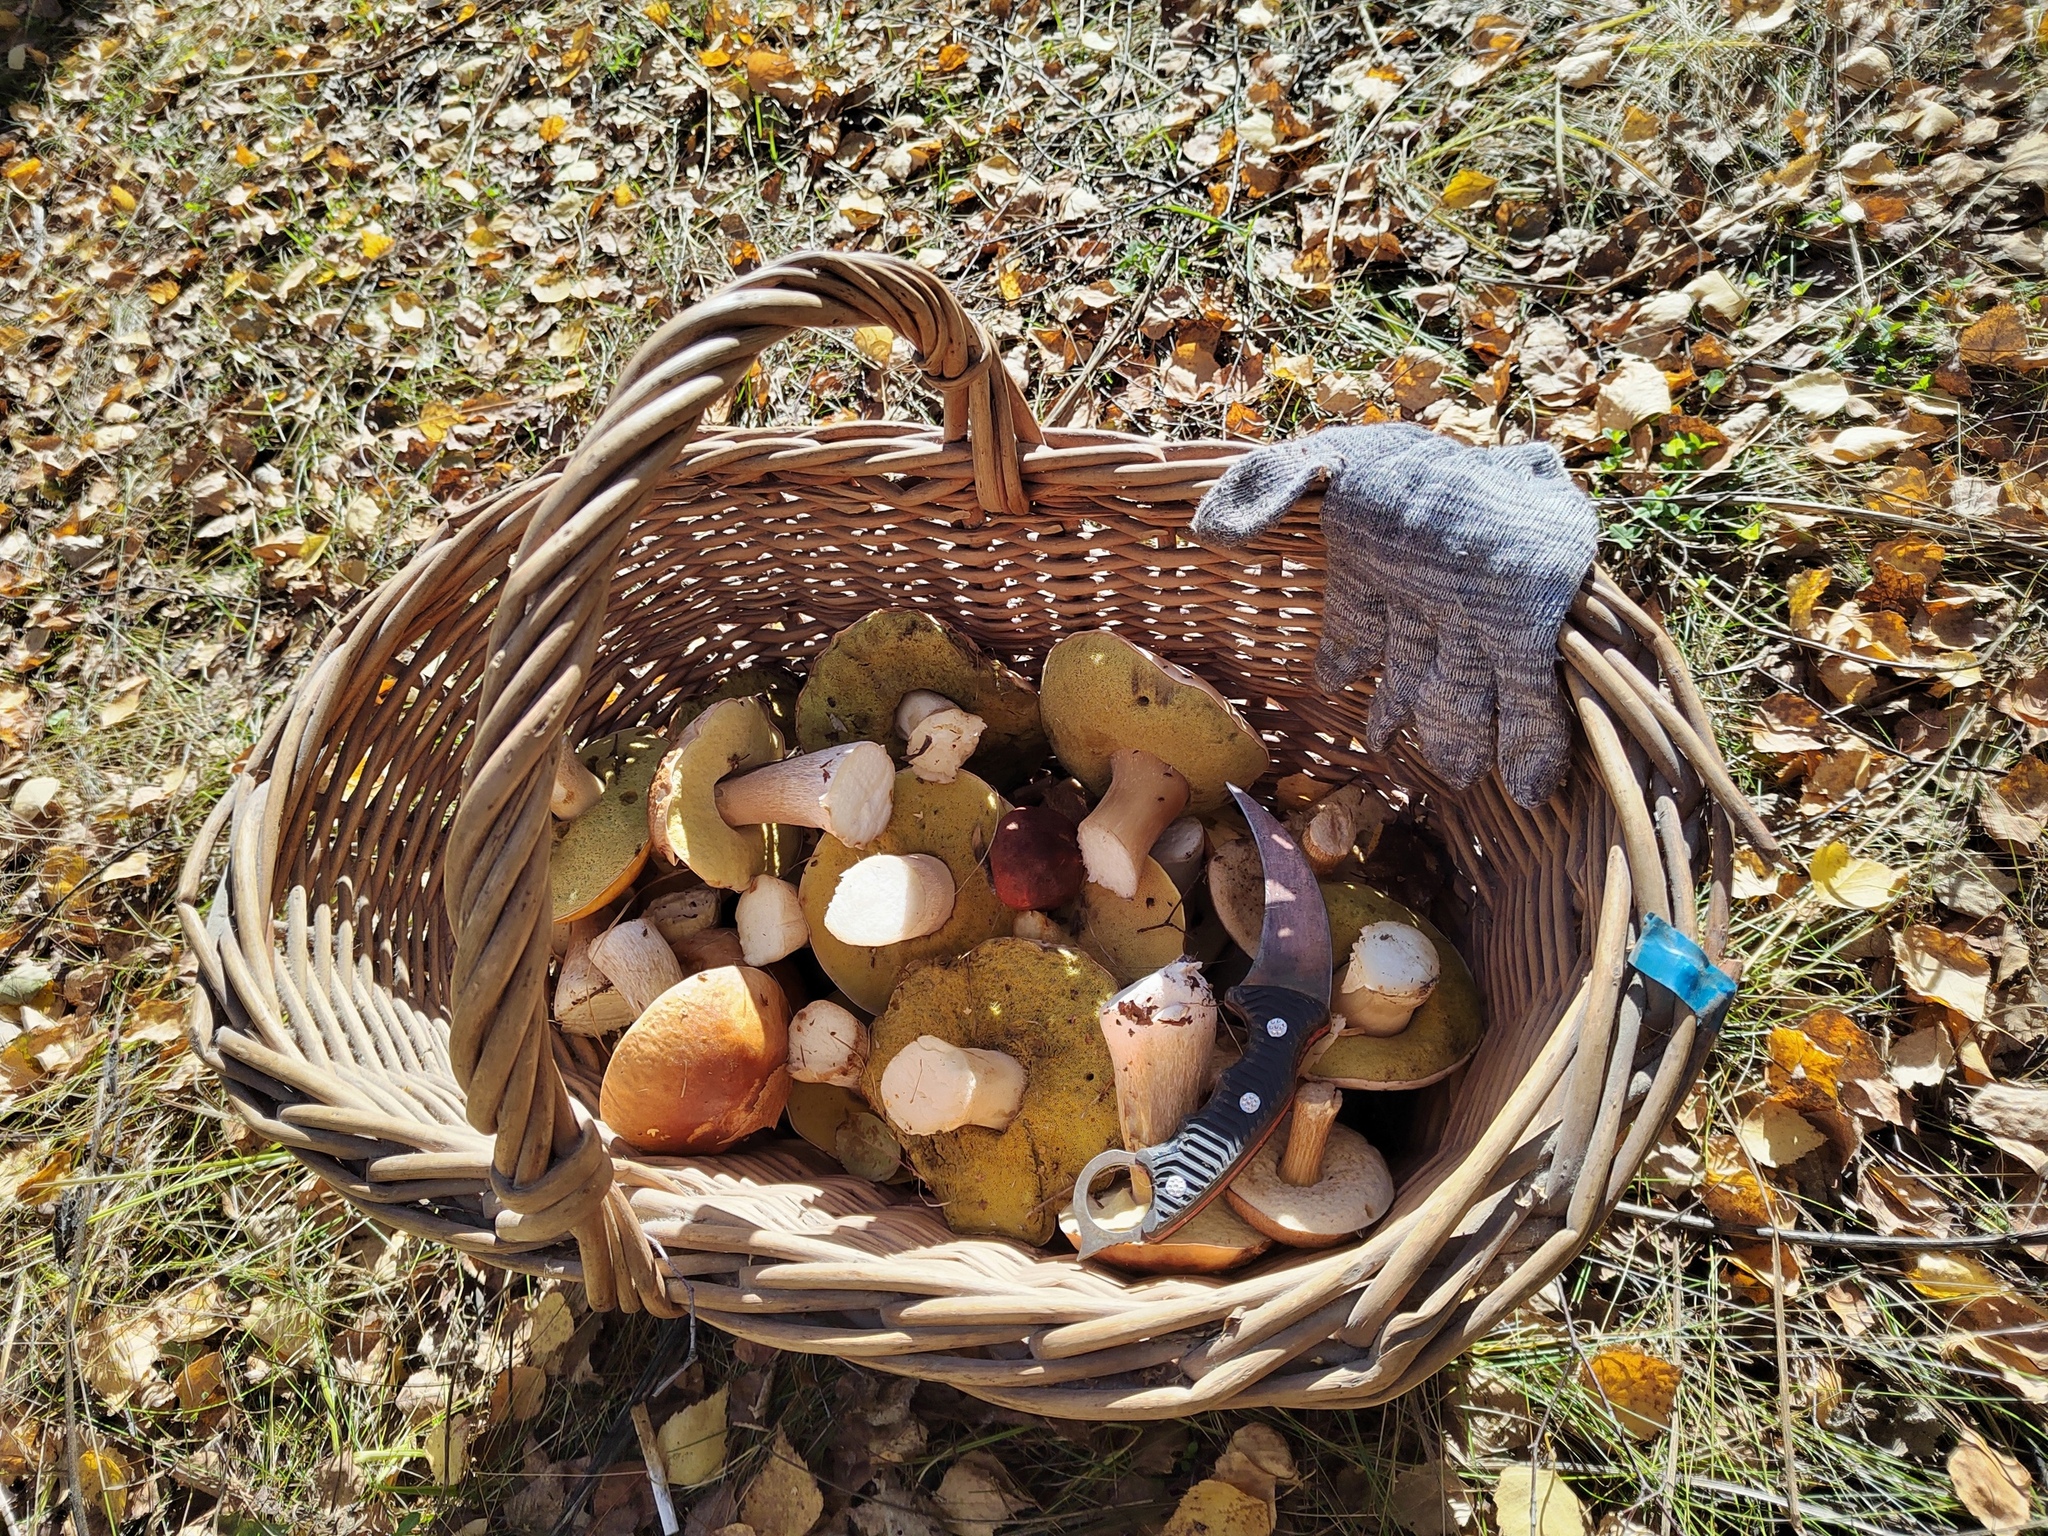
[1134,984,1332,1241]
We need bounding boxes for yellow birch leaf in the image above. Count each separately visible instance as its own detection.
[1439,168,1498,208]
[1893,924,1991,1022]
[360,229,395,260]
[1808,842,1905,909]
[658,1386,728,1486]
[738,1427,824,1536]
[851,325,896,365]
[1578,1348,1679,1439]
[1905,1250,2003,1301]
[1493,1467,1586,1536]
[1162,1480,1273,1536]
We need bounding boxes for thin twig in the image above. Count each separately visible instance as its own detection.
[1613,1200,2048,1251]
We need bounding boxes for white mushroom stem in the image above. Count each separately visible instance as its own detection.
[1336,922,1441,1036]
[551,751,605,820]
[1279,1082,1342,1186]
[643,886,721,947]
[713,740,895,846]
[1012,909,1072,944]
[735,875,808,965]
[588,918,686,1014]
[673,927,745,974]
[555,938,638,1036]
[1148,816,1207,894]
[894,690,987,784]
[1294,786,1370,876]
[878,1034,1026,1135]
[1077,749,1191,901]
[1097,960,1217,1149]
[823,853,956,947]
[787,999,869,1087]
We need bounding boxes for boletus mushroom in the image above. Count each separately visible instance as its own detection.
[797,609,1047,788]
[787,998,869,1088]
[860,938,1120,1243]
[823,853,957,948]
[551,750,605,820]
[786,1080,904,1181]
[989,804,1084,913]
[1039,631,1269,900]
[551,731,667,923]
[878,1035,1027,1135]
[1073,854,1187,986]
[800,769,1012,1013]
[648,697,894,891]
[735,875,808,966]
[1224,1082,1392,1247]
[1309,882,1483,1092]
[1058,1181,1273,1275]
[599,965,791,1154]
[1336,921,1440,1036]
[668,660,802,740]
[554,937,635,1036]
[1287,784,1381,876]
[1098,959,1216,1149]
[894,691,987,784]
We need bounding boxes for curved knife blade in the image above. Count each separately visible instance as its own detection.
[1233,786,1332,1006]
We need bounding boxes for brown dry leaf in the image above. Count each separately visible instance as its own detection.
[1957,304,2031,370]
[1894,925,1992,1022]
[1979,756,2048,847]
[1948,1293,2048,1402]
[1859,1163,1954,1236]
[243,1292,320,1365]
[489,1364,546,1423]
[1949,1433,2033,1535]
[97,676,147,727]
[1162,1479,1272,1536]
[1996,669,2048,733]
[1382,349,1447,414]
[1824,1278,1877,1336]
[1888,1025,1954,1089]
[1492,1467,1585,1536]
[421,1414,470,1486]
[1737,1098,1828,1168]
[1211,1423,1296,1506]
[0,1415,38,1481]
[528,1289,576,1370]
[81,1307,166,1409]
[1777,369,1855,417]
[739,1427,824,1536]
[1807,841,1905,909]
[1807,426,1915,464]
[1702,1133,1795,1226]
[1388,1460,1473,1536]
[1577,1348,1679,1439]
[173,1351,230,1416]
[1594,359,1671,430]
[934,1449,1031,1536]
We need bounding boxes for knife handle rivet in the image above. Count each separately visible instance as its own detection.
[1238,1091,1261,1114]
[1163,1174,1188,1199]
[1265,1017,1287,1037]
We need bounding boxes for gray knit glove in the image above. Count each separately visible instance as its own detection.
[1193,424,1598,808]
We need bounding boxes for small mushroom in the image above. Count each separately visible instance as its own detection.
[1060,1181,1273,1275]
[551,731,668,923]
[1309,881,1484,1092]
[555,937,636,1036]
[712,739,896,846]
[1223,1082,1392,1247]
[989,805,1084,912]
[797,609,1047,788]
[787,998,870,1088]
[642,885,722,949]
[551,750,605,820]
[588,917,687,1014]
[1335,921,1440,1036]
[895,689,988,783]
[878,1035,1028,1135]
[599,965,791,1154]
[823,853,957,947]
[735,875,809,966]
[1073,855,1187,986]
[1098,960,1217,1149]
[645,699,785,891]
[1040,631,1269,898]
[860,938,1120,1243]
[1149,816,1208,894]
[800,769,1013,1013]
[1287,784,1381,876]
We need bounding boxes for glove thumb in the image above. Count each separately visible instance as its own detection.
[1191,438,1342,546]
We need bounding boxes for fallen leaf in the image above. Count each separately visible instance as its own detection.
[740,1427,824,1536]
[1996,669,2048,733]
[81,1308,164,1409]
[243,1292,320,1366]
[851,325,896,366]
[1888,1025,1954,1089]
[1894,924,1992,1022]
[658,1386,728,1486]
[1905,1251,2004,1301]
[1577,1348,1679,1439]
[1807,426,1915,464]
[1948,1293,2048,1402]
[1552,49,1612,87]
[1493,1467,1585,1536]
[1786,570,1832,637]
[1949,1433,2033,1534]
[1777,369,1853,417]
[1211,1423,1296,1505]
[1808,842,1905,909]
[1979,756,2048,847]
[421,1414,469,1486]
[97,676,146,727]
[173,1351,230,1416]
[1738,1098,1828,1168]
[360,229,395,260]
[1958,304,2030,370]
[934,1450,1030,1536]
[1162,1480,1272,1536]
[78,1444,130,1526]
[1440,169,1498,209]
[1595,359,1671,430]
[1388,1460,1474,1536]
[528,1290,575,1370]
[489,1364,546,1423]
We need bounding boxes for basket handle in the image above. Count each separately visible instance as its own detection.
[441,253,1034,1309]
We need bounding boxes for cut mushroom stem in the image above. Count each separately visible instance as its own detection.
[714,740,895,846]
[1149,816,1207,894]
[1335,921,1441,1036]
[1098,960,1218,1149]
[1293,786,1372,876]
[1077,749,1191,900]
[735,875,809,965]
[894,689,987,783]
[823,853,957,947]
[551,750,605,820]
[1278,1081,1341,1186]
[787,998,870,1088]
[588,918,687,1014]
[1011,909,1072,944]
[643,886,721,948]
[878,1034,1026,1136]
[555,937,637,1036]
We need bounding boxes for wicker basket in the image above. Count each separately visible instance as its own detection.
[178,252,1774,1419]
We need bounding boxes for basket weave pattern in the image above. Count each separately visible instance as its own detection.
[179,253,1770,1417]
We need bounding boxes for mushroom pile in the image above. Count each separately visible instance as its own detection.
[543,610,1483,1269]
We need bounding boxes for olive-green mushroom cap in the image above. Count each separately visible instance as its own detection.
[648,697,785,891]
[861,938,1121,1244]
[669,660,803,739]
[799,769,1012,1013]
[1039,631,1269,814]
[796,610,1047,788]
[1072,855,1187,986]
[1309,881,1484,1090]
[551,731,667,923]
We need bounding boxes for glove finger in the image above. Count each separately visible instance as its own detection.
[1410,627,1496,791]
[1191,439,1334,546]
[1362,608,1434,752]
[1495,642,1574,808]
[1313,592,1387,693]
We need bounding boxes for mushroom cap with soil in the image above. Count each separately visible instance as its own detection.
[1058,1181,1273,1275]
[1223,1081,1392,1247]
[1308,882,1483,1091]
[551,731,668,923]
[646,698,785,891]
[859,938,1121,1244]
[799,769,1013,1014]
[796,609,1047,788]
[1072,854,1187,987]
[599,965,791,1154]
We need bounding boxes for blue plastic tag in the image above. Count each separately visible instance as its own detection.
[1629,912,1737,1028]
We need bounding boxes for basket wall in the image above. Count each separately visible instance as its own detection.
[180,252,1768,1418]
